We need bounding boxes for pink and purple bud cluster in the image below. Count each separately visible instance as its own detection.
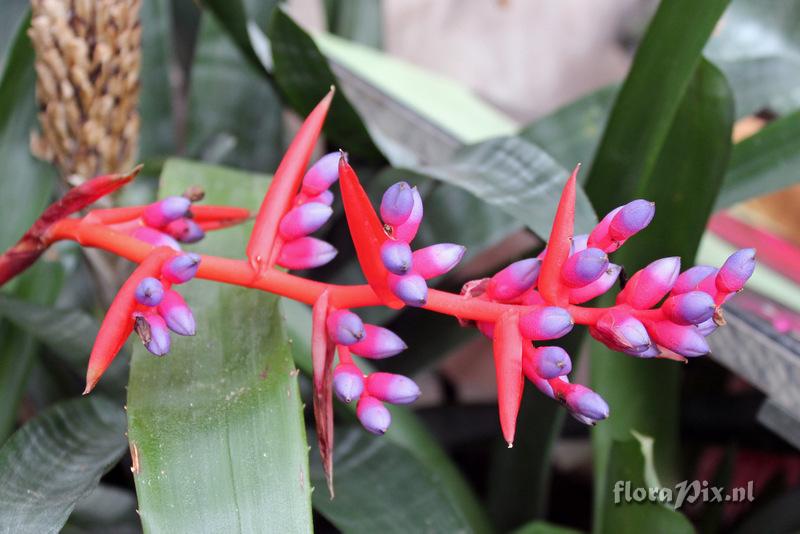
[132,195,205,250]
[132,253,199,356]
[326,307,420,434]
[378,182,466,306]
[276,153,340,270]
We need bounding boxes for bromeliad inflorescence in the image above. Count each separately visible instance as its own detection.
[0,89,755,494]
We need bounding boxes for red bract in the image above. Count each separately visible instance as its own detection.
[493,311,524,446]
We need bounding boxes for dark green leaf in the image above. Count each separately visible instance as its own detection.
[324,0,383,49]
[201,0,277,73]
[0,0,28,72]
[268,8,385,162]
[139,0,176,159]
[0,396,127,534]
[127,160,312,533]
[511,521,583,534]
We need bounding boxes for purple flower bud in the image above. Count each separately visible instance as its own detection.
[591,310,654,355]
[569,264,621,304]
[380,241,413,275]
[715,248,756,294]
[617,257,680,309]
[570,234,589,255]
[333,363,364,403]
[388,272,428,306]
[277,237,337,270]
[564,384,609,421]
[609,199,655,241]
[530,346,572,379]
[519,306,573,340]
[142,196,191,228]
[696,318,717,336]
[366,372,421,404]
[357,395,391,435]
[165,219,205,244]
[157,290,196,336]
[412,243,466,279]
[135,277,165,307]
[350,324,407,359]
[380,182,415,226]
[161,253,201,284]
[648,321,710,357]
[392,187,423,243]
[487,258,542,301]
[135,313,171,356]
[279,202,333,240]
[302,189,335,206]
[671,265,717,295]
[662,291,715,325]
[587,206,622,252]
[301,152,340,195]
[561,247,608,288]
[326,310,365,346]
[133,227,182,251]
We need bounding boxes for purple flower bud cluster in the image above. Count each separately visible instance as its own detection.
[327,307,420,434]
[134,195,205,250]
[276,153,340,270]
[378,182,466,306]
[133,253,200,356]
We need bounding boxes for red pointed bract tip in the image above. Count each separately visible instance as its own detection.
[338,157,405,309]
[246,89,335,275]
[311,291,336,498]
[492,311,524,447]
[84,247,175,394]
[539,165,579,306]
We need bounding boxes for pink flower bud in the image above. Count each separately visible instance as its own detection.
[648,321,709,357]
[561,247,608,288]
[569,264,621,304]
[350,324,407,359]
[392,187,423,243]
[388,272,428,306]
[142,196,191,228]
[564,384,609,422]
[412,243,465,279]
[487,258,541,301]
[587,206,621,252]
[279,202,333,240]
[366,372,421,404]
[326,309,365,346]
[380,241,413,275]
[671,265,717,295]
[526,346,572,379]
[617,257,680,309]
[333,363,364,403]
[590,309,654,356]
[520,289,545,306]
[133,227,182,251]
[157,290,196,336]
[357,395,391,434]
[477,320,495,339]
[696,318,717,336]
[161,253,201,284]
[519,306,573,340]
[380,182,415,226]
[301,152,339,195]
[301,189,335,206]
[662,291,715,325]
[609,199,655,241]
[135,277,165,306]
[135,313,171,356]
[570,234,589,255]
[715,248,756,294]
[277,237,337,270]
[165,218,205,244]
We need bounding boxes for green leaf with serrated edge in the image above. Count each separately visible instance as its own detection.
[127,159,312,533]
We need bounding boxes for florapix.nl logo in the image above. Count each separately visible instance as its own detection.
[613,480,755,509]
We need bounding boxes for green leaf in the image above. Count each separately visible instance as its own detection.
[0,396,127,533]
[705,0,800,117]
[267,8,385,162]
[511,521,583,534]
[599,436,694,534]
[588,57,733,533]
[0,0,28,72]
[282,299,492,533]
[64,484,140,534]
[186,11,283,171]
[201,0,277,73]
[127,159,312,533]
[716,109,800,208]
[324,0,383,49]
[139,0,176,159]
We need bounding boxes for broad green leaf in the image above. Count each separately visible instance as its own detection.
[187,11,283,171]
[268,8,385,162]
[324,0,383,49]
[599,436,694,534]
[0,0,28,72]
[282,299,492,533]
[706,0,800,117]
[588,57,733,533]
[64,484,140,534]
[201,0,277,73]
[127,159,312,533]
[715,109,800,209]
[511,521,583,534]
[0,396,127,534]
